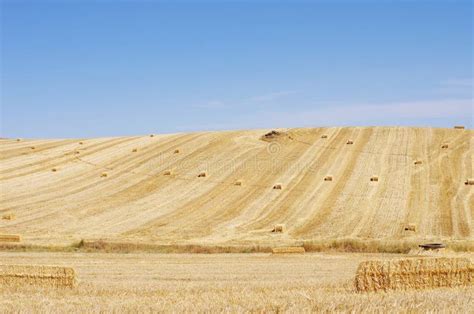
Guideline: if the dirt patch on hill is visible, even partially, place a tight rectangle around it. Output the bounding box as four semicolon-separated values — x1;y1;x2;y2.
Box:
260;130;293;142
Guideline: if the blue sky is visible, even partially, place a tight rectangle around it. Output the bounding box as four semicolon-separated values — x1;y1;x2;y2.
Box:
1;1;472;138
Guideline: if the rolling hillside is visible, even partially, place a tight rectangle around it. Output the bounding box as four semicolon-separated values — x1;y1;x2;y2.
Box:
0;127;472;246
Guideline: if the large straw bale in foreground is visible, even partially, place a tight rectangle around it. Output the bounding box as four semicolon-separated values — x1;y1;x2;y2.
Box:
355;258;473;292
0;265;76;288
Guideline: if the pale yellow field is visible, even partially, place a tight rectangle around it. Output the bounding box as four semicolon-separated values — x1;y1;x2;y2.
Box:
0;127;473;312
0;126;472;247
0;251;473;312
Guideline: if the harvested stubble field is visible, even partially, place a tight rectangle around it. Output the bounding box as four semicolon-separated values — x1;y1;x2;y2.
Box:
0;252;473;312
0;127;472;248
0;126;473;311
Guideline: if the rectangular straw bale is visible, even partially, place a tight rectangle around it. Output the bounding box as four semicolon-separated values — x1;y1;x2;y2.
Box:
272;224;284;233
272;247;305;254
0;265;76;288
355;258;473;292
1;214;15;220
0;234;21;242
324;175;333;181
404;224;416;232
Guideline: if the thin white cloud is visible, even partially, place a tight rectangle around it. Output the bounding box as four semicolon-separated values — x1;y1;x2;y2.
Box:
437;78;473;96
191;90;299;111
441;78;473;87
192;100;229;110
234;98;473;129
247;90;299;102
180;98;472;133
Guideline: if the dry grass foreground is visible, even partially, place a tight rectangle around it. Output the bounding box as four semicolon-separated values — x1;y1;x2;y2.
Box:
0;251;473;312
0;127;472;247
